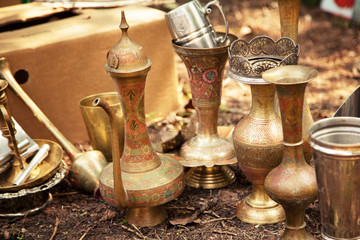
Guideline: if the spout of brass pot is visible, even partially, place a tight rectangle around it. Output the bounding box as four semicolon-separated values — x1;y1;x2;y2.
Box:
93;98;128;209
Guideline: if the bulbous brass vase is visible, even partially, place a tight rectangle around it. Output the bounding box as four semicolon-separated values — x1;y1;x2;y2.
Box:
263;65;318;239
227;36;299;224
172;33;238;189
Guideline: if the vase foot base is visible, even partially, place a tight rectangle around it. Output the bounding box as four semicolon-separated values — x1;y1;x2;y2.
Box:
281;227;315;240
126;205;167;227
236;199;285;224
185;165;235;189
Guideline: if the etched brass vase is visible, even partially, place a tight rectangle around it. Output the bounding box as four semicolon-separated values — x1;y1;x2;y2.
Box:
278;0;313;163
96;11;184;227
227;36;300;224
263;65;318;239
172;33;237;189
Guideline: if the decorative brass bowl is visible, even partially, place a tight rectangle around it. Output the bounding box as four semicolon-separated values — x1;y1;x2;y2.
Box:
0;139;63;192
0;160;67;218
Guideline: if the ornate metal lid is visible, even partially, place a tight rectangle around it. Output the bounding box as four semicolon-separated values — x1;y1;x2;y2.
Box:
105;10;152;74
227;36;299;85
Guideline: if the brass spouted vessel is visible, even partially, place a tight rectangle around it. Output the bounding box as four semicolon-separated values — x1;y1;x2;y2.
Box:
95;11;184;227
263;65;318;239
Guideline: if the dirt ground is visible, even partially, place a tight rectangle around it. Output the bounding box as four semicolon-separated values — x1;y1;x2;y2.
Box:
1;0;360;239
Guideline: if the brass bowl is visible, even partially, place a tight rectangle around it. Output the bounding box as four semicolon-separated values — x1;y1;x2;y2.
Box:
0;139;63;192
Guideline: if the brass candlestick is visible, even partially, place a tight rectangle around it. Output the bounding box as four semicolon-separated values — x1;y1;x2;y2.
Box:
227;36;299;224
278;0;313;163
263;65;318;239
172;33;237;189
96;11;184;227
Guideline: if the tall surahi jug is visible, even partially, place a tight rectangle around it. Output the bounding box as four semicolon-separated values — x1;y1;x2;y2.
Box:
309;117;360;239
263;65;318;239
278;0;313;163
95;11;184;227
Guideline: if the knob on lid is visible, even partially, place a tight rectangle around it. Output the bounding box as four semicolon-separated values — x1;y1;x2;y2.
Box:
105;11;152;73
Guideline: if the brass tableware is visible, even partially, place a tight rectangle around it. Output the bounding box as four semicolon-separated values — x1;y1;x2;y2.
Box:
227;36;299;224
95;11;184;227
263;65;318;239
0;57;107;194
0;159;67;218
309;117;360;239
79;92;124;162
172;33;237;189
278;0;313;163
0;139;63;192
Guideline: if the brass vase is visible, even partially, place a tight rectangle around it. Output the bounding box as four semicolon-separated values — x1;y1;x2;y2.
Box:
172;33;238;189
278;0;313;163
263;65;318;239
227;36;299;224
96;11;184;227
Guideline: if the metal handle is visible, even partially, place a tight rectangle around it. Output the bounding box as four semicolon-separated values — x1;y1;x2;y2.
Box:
203;0;228;44
0;57;79;160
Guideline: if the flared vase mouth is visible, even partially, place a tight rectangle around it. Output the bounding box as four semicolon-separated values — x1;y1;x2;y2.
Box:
309;116;360;156
262;65;318;85
227;35;299;84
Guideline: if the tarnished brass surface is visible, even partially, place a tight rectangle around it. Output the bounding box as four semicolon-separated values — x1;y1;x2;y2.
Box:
263;65;318;239
172;33;237;173
0;57;107;194
185;165;235;189
0;139;63;192
233;84;285;224
97;11;184;227
79;92;124;162
309;117;360;239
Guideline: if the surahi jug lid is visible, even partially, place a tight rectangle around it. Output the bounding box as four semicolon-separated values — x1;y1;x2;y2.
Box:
105;10;152;74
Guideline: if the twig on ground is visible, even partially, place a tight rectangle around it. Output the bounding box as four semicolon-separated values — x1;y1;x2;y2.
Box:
78;224;96;240
201;216;235;224
52;192;79;197
120;224;146;239
213;229;237;236
49;218;60;240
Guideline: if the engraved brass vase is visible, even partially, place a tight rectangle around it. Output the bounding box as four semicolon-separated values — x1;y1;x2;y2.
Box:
227;36;300;224
278;0;313;163
96;11;184;227
172;33;237;189
263;65;318;239
309;117;360;239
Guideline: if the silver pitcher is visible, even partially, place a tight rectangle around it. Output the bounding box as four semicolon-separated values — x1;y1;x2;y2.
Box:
309;117;360;240
165;0;228;48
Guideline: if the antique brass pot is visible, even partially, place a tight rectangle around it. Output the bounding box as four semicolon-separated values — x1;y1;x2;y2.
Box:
95;11;184;227
172;33;237;189
263;65;318;239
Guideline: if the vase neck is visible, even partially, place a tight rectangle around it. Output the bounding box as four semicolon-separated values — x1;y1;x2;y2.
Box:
114;75;161;173
276;83;307;144
278;0;300;44
249;84;277;119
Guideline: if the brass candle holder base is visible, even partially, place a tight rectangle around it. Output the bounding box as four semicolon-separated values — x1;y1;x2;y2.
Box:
126;206;167;227
185;165;235;189
236;199;284;225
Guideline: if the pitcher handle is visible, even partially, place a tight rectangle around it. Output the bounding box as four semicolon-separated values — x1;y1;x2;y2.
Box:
204;0;228;44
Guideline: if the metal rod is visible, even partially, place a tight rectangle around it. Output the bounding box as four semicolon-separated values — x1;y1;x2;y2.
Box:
13;144;50;185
